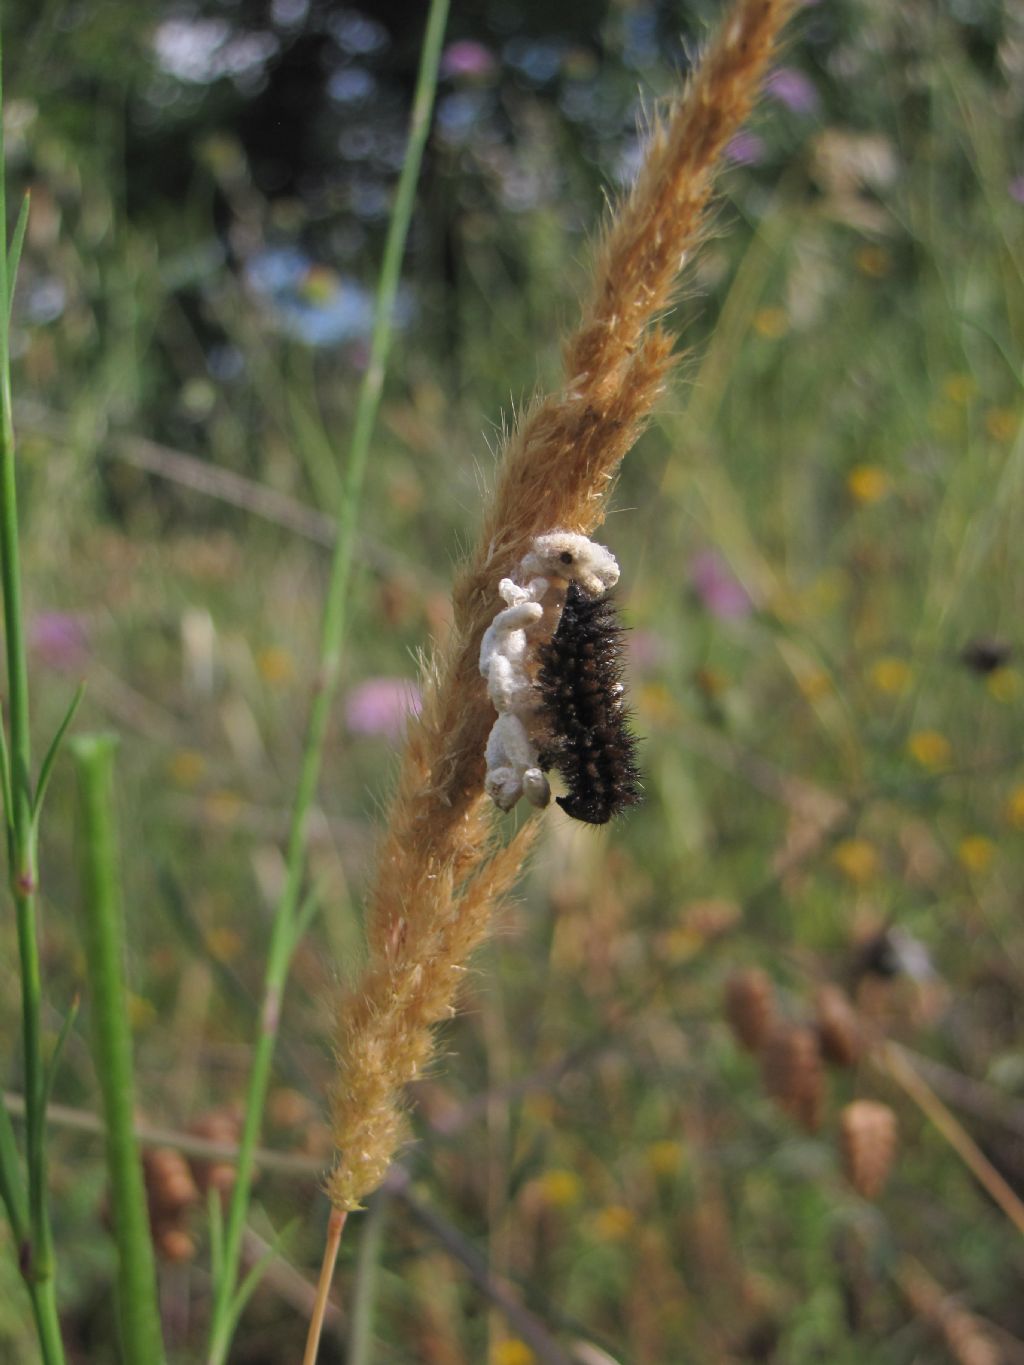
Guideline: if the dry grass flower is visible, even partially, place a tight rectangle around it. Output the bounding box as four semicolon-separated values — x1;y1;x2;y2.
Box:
839;1100;897;1199
328;0;797;1212
724;967;778;1053
141;1146;200;1262
188;1108;242;1198
814;983;864;1068
899;1259;1001;1365
761;1025;825;1133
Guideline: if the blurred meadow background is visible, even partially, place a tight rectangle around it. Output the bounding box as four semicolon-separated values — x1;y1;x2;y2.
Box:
2;0;1024;1360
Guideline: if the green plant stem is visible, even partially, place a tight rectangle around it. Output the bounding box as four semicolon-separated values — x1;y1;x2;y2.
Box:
0;21;65;1362
71;735;166;1365
204;1;450;1358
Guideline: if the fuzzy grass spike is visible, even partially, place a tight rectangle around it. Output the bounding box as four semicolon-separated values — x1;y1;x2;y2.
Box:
328;0;797;1214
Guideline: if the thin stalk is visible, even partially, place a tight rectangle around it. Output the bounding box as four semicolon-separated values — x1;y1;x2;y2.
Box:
881;1042;1024;1237
205;1;450;1357
72;735;166;1365
0;18;64;1363
301;1208;347;1365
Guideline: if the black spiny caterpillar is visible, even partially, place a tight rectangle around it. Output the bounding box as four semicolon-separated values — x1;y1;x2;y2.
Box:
537;582;642;824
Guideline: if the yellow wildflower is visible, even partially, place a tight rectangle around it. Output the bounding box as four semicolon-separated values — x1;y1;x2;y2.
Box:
257;646;295;686
753;306;789;339
870;656;913;696
846;465;890;504
592;1205;636;1242
206;927;243;963
491;1342;536;1365
646;1140;685;1177
523;1094;556;1125
797;668;832;701
660;927;703;964
987;667;1021;703
535;1169;582;1209
906;730;952;771
957;836;995;874
942;373;975;406
832;838;879;885
168;749;206;787
204;789;243;826
1005;785;1024;830
638;681;680;723
984;407;1018;443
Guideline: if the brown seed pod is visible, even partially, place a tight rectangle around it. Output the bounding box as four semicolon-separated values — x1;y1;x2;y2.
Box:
142;1147;199;1221
156;1226;197;1264
188;1108;242;1197
761;1025;824;1132
268;1086;313;1130
900;1261;1001;1365
815;984;864;1068
839;1100;897;1198
943;1309;1002;1365
724;968;777;1053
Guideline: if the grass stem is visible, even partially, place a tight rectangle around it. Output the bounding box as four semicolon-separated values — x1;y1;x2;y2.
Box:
0;19;65;1362
881;1042;1024;1238
301;1208;347;1365
204;0;449;1356
72;734;166;1365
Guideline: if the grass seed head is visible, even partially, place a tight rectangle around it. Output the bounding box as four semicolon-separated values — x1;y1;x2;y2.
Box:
839;1099;897;1199
725;967;777;1053
815;983;864;1068
761;1024;825;1132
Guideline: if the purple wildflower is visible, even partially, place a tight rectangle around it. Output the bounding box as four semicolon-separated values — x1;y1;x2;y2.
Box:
346;677;421;739
726;131;766;166
689;551;753;621
1010;176;1024;205
766;66;819;115
30;612;90;672
441;40;495;81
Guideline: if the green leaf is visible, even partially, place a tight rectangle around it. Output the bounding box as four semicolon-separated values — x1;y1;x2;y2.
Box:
208;1188;225;1283
224;1220;300;1343
0;704;13;843
32;681;86;827
289;884;322;956
33;994;82;1202
0;1095;27;1243
6;193;29;325
41;994;80;1116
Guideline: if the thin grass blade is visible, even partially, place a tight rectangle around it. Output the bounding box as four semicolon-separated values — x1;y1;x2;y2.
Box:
6;192;28;325
0;1095;26;1243
207;1187;225;1283
32;681;85;827
0;700;13;842
72;733;167;1365
40;993;79;1115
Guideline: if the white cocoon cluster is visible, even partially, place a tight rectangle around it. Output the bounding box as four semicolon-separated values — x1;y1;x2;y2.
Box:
479;532;620;813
